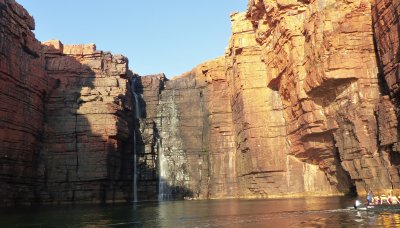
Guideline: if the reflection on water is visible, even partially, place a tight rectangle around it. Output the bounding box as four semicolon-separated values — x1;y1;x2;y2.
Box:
1;197;400;227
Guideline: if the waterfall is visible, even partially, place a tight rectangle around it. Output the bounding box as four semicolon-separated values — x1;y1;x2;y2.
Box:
158;149;171;201
130;77;140;202
133;131;138;202
157;90;178;201
133;92;140;119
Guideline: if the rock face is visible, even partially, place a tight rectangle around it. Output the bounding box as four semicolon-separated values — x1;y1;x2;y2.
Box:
373;0;400;99
201;58;238;198
373;0;400;147
0;0;48;205
226;12;344;197
0;1;135;205
373;0;400;190
134;74;166;200
224;0;400;197
244;0;384;195
141;0;400;199
3;0;400;205
38;41;133;203
155;68;211;199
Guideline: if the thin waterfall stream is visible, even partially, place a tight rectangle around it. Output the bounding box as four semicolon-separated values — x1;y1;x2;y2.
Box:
130;77;140;202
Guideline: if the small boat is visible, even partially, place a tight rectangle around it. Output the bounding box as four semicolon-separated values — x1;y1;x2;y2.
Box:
356;204;400;211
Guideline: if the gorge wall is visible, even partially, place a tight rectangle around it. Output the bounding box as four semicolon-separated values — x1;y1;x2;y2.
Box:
0;0;47;204
373;0;400;147
0;0;135;205
39;41;133;203
1;0;400;205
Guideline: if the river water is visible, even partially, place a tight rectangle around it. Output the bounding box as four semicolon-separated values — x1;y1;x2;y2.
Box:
1;197;400;227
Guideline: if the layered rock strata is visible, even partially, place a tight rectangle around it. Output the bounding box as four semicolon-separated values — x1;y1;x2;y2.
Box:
155;69;211;199
223;0;400;196
137;59;238;199
134;74;166;200
1;0;135;205
201;58;238;198
0;0;48;205
372;0;400;191
373;0;400;148
226;12;344;197
373;0;400;100
39;40;133;203
245;0;385;195
3;0;400;204
144;0;400;198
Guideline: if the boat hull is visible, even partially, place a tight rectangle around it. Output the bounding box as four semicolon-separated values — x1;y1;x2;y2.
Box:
357;204;400;211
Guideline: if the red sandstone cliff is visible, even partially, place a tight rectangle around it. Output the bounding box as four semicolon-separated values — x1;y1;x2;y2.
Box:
0;1;135;205
149;0;400;198
0;0;48;205
373;0;400;148
244;0;384;196
2;0;400;205
39;40;133;203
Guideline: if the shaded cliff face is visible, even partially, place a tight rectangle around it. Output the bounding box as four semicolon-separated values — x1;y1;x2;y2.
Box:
137;59;239;200
372;0;400;189
373;0;400;146
155;68;211;199
39;40;133;203
133;74;166;200
0;0;48;205
373;0;400;100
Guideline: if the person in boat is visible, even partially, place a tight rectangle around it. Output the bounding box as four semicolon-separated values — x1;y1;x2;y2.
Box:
373;195;380;205
388;193;400;204
380;194;389;204
388;193;393;204
367;191;373;205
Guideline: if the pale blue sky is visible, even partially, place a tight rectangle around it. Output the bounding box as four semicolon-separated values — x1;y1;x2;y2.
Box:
17;1;247;77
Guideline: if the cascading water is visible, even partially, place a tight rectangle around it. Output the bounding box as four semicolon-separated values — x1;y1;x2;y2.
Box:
133;92;140;119
158;149;171;201
157;90;178;201
130;77;140;202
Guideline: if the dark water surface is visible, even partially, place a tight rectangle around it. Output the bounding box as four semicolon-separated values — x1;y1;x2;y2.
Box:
1;197;400;227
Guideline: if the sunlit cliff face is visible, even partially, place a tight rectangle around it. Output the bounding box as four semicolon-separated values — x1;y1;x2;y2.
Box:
244;0;399;195
224;10;348;197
